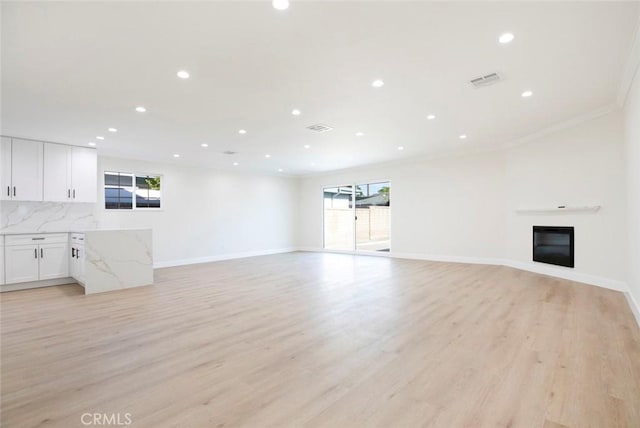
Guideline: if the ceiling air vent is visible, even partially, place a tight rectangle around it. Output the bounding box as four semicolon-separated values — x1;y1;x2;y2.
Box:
307;124;333;133
470;72;502;88
222;150;237;155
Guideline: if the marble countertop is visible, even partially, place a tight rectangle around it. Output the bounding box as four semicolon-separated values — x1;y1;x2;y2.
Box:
0;228;151;236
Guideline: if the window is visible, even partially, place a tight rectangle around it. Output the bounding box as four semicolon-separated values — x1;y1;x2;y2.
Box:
105;172;162;210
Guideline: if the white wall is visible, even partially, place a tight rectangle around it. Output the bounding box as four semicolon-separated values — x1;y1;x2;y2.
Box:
95;157;298;266
298;111;628;290
624;61;640;312
298;152;507;262
505;112;627;285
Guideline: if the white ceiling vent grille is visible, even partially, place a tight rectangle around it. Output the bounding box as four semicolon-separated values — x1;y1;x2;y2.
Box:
470;72;502;88
307;124;333;133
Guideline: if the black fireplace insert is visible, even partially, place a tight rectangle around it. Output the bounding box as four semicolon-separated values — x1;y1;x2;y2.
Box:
533;226;574;268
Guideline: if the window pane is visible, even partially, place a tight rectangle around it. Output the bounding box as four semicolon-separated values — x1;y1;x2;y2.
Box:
135;175;161;209
136;176;149;189
355;181;390;252
105;173;120;186
118;188;133;209
323;185;354;250
119;174;133;187
104;172;133;210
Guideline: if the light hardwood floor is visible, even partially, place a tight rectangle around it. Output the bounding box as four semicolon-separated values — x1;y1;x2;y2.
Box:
1;252;639;428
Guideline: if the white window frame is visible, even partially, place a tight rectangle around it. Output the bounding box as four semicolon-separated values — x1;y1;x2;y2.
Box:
104;171;164;211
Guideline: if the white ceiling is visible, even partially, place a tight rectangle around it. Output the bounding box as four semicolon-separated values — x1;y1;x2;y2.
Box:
2;1;638;176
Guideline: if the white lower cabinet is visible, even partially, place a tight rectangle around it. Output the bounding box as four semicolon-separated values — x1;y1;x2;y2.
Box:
4;234;69;284
70;233;86;284
5;245;39;284
0;236;4;285
39;242;71;280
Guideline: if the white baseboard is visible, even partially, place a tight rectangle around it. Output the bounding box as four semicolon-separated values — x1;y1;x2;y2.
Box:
153;247;297;269
296;247;627;292
625;291;640;328
1;277;78;292
503;260;628;292
297;247;392;258
392;252;504;266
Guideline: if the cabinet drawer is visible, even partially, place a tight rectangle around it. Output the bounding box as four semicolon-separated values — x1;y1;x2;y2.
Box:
70;233;85;243
5;233;68;246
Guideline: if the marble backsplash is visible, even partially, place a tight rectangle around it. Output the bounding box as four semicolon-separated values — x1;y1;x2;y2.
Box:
0;201;98;232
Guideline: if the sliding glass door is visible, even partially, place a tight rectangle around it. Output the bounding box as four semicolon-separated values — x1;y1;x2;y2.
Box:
323;185;354;250
355;182;391;252
323;181;391;252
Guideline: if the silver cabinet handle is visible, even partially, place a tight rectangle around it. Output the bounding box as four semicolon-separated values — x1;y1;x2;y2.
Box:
13;186;16;196
73;189;76;199
6;186;9;197
40;248;43;258
34;248;38;259
68;189;71;198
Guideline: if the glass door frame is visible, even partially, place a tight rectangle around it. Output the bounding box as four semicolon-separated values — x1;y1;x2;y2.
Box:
322;179;391;253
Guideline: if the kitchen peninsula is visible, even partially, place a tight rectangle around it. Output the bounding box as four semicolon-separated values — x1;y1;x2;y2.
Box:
0;229;153;294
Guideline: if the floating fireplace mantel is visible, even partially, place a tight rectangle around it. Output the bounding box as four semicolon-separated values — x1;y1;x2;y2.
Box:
516;205;600;214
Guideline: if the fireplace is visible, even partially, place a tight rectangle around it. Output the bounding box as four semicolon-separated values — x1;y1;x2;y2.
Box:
533;226;574;268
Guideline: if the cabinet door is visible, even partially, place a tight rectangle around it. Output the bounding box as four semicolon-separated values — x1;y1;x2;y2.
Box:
0;137;11;201
0;237;5;285
39;242;69;280
71;147;97;202
11;139;43;201
43;143;71;202
69;246;78;280
5;244;39;284
76;245;86;284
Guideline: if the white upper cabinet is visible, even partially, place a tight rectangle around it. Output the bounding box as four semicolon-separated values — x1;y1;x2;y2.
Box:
0;137;11;201
42;142;97;203
70;147;97;202
0;138;43;201
43;143;72;202
2;137;96;203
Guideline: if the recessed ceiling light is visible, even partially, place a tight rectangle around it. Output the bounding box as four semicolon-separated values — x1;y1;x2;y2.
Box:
233;162;239;166
173;154;180;158
397;146;404;151
499;33;515;44
292;109;301;116
108;128;117;133
459;134;467;140
201;143;209;148
356;132;364;137
87;142;96;146
96;136;105;140
427;114;436;120
303;144;310;149
265;154;271;158
135;106;146;113
310;162;316;166
372;79;384;88
238;129;247;134
177;70;190;79
278;168;284;172
272;0;289;10
521;90;533;98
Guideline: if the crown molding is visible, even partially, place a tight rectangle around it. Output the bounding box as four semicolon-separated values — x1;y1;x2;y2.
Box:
499;104;616;150
617;9;640;107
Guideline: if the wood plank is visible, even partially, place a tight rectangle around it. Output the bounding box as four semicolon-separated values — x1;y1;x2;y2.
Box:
1;252;638;427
